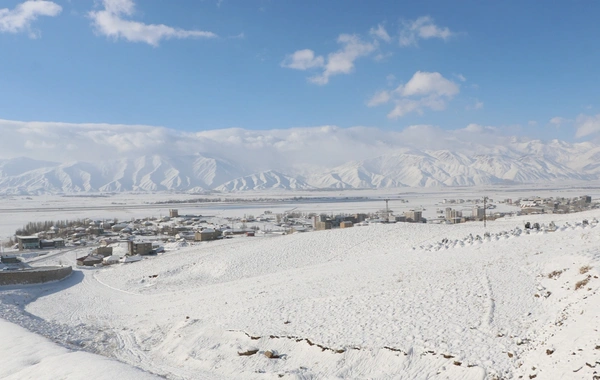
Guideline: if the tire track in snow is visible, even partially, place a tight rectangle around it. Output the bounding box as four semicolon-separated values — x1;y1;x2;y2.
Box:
480;271;495;330
92;271;144;296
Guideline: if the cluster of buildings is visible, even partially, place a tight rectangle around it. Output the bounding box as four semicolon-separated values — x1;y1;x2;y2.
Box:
433;206;487;224
517;195;595;214
11;210;292;269
442;198;495;205
312;213;368;230
15;236;65;251
14;209;260;251
400;210;423;223
75;242;161;267
312;209;427;231
435;195;596;224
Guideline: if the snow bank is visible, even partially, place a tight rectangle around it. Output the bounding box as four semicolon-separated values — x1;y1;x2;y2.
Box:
0;318;160;380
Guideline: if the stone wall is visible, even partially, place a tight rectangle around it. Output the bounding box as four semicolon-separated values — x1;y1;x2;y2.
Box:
0;266;72;286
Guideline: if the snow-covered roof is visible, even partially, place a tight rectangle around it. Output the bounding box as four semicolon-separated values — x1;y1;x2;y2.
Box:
103;255;121;262
121;255;142;263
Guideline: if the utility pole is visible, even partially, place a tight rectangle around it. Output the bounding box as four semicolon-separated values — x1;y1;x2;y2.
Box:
384;199;390;222
483;196;487;228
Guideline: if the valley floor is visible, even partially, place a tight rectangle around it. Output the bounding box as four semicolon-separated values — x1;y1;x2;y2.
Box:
1;210;600;379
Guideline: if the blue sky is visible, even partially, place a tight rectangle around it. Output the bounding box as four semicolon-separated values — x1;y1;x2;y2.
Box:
1;0;600;141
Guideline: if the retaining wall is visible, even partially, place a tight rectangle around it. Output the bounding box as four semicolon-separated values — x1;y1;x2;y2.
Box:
0;266;72;286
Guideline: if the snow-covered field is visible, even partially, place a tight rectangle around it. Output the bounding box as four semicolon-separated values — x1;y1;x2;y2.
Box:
1;191;600;379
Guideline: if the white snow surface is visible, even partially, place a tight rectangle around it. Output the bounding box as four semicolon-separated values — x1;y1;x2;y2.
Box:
1;208;600;379
0;319;160;380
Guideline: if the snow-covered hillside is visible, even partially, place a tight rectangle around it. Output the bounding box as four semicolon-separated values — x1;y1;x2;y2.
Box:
216;170;313;191
2;210;599;379
0;154;246;194
0;319;160;380
1;138;600;194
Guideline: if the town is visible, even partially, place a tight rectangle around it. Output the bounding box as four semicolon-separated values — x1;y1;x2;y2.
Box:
1;194;596;278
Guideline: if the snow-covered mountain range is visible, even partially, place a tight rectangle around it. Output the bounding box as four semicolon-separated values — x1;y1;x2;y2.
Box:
1;139;599;194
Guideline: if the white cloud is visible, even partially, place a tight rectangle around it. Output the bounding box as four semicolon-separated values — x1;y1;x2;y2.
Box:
399;16;454;47
369;24;391;42
371;71;459;118
0;119;518;170
0;120;400;169
388;95;449;118
89;0;217;46
309;34;377;85
466;99;483;110
282;29;378;85
373;52;393;62
454;73;466;82
397;71;459;97
461;123;497;134
367;90;391;107
283;17;458;84
549;116;569;126
0;1;61;37
24;139;56;150
281;49;324;70
528;120;538;126
387;99;422;118
575;114;600;138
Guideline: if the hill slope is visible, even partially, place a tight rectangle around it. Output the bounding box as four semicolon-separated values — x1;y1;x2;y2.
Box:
6;210;600;379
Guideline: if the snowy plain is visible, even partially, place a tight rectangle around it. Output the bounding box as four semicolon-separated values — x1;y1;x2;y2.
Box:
0;188;599;379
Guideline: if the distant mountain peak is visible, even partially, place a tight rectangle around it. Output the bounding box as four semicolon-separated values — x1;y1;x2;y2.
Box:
0;139;598;194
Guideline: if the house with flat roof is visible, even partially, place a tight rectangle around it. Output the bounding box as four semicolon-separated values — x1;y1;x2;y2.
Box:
128;241;153;256
1;255;20;264
404;210;422;223
16;236;40;251
194;228;222;242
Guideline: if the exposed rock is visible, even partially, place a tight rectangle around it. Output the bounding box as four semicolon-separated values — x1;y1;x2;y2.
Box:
238;348;259;356
264;350;280;359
